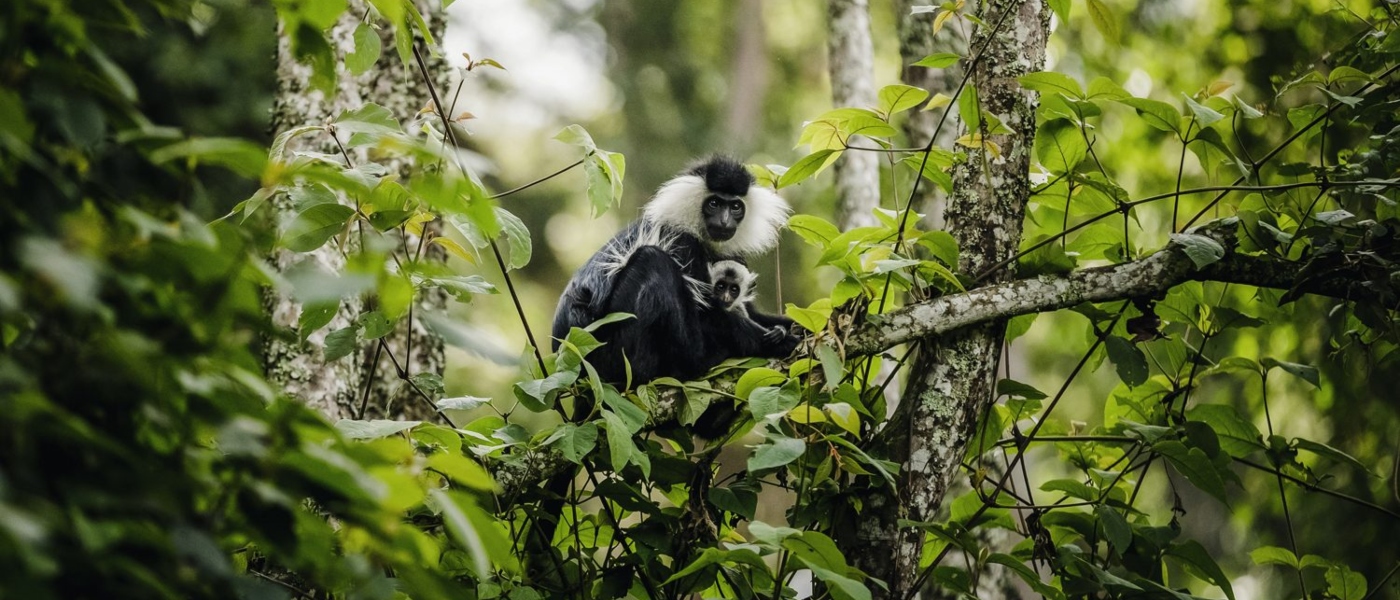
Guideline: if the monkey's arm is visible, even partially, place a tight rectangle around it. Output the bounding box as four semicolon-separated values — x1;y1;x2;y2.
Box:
741;302;797;331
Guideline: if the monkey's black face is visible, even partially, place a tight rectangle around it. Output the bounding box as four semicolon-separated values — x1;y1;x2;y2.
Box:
702;194;746;241
715;281;743;307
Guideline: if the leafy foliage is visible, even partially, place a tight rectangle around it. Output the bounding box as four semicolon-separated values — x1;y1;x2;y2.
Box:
5;0;1400;597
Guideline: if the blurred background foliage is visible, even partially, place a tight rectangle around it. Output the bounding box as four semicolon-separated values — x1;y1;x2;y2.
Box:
1;0;1396;595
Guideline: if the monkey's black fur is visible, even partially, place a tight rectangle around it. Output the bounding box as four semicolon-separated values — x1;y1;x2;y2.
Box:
550;156;795;386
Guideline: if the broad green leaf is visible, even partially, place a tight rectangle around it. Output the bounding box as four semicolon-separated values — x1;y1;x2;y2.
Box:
1041;479;1098;501
298;301;338;341
150;137;268;177
1105;336;1148;387
748;435;805;471
1250;545;1299;568
346;23;381;75
878;84;931;117
553;124;596;150
438;396;490;412
1095;504;1132;553
987;554;1066;600
778;150;841;188
323;325;360;361
548;422;598;463
1170;233;1226;269
1154;440;1230;505
789;214;842;248
1294;438;1369;473
1186;404;1263;458
1167;540;1235;600
358;310;394;339
495;208;532;270
786;298;833;333
1086;0;1120;44
336;419;421;439
957;84;981;132
603;409;637;473
914;52;961;69
749;384;801;420
1019;72;1085;99
1120;97;1182;134
733;366;789;400
1035;119;1088;172
1182;93;1225;128
1261;358;1320;389
284;203;354;252
1325;565;1367;600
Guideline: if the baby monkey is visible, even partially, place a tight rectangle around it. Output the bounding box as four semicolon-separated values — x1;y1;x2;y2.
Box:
705;260;798;355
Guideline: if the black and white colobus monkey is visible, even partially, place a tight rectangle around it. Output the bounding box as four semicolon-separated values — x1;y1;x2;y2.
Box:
551;156;796;385
704;260;801;358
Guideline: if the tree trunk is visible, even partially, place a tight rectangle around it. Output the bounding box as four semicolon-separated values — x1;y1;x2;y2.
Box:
265;0;448;422
896;0;967;230
827;0;880;230
725;0;770;153
843;0;1049;595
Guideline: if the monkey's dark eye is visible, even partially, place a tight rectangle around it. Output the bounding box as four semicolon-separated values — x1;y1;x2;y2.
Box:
728;201;744;213
706;197;722;209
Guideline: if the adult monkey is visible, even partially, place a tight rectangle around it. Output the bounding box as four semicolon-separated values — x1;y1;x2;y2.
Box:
551;156;795;386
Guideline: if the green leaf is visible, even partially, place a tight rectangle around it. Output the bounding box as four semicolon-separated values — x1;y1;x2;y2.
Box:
284;203;355;252
1261;358;1320;389
357;311;393;340
778;150;841;188
1326;565;1367;600
957;84;981;132
1186;404;1263;458
913;52;961;69
1250;545;1299;568
733;363;789;397
878;84;930;117
1154;440;1230;505
150;137;268;177
996;378;1047;401
335;419;421;439
437;396;490;412
1095;504;1132;553
1170;233;1226;269
1182;93;1225;128
786;298;833;333
1085;0;1120;44
603;409;637;473
748;435;805;471
495;208;532;270
323;325;360;361
749;384;801;420
1120;97;1182;134
1040;479;1098;501
1294;438;1369;473
1167;540;1235;600
1019;72;1085;99
346;23;381;75
298;301;338;341
789;214;842;249
986;554;1066;600
1105;337;1148;387
430;489;493;578
549;422;598;464
1035;119;1088;172
553;124;597;150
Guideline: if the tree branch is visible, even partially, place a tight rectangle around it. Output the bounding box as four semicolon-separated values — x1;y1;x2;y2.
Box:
847;222;1386;357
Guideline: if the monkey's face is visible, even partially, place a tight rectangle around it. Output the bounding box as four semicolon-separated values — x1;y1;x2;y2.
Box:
702;194;747;241
714;279;743;308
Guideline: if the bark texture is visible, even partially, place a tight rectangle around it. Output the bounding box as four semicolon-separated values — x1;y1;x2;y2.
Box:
896;0;967;230
843;0;1050;595
827;0;881;230
266;1;448;421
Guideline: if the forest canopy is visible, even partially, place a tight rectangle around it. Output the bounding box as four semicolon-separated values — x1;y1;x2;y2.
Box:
1;0;1398;598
